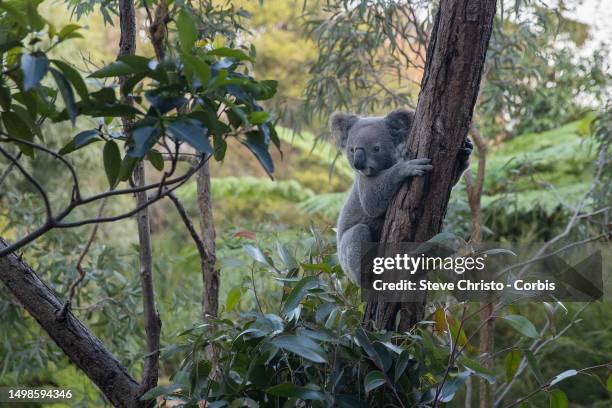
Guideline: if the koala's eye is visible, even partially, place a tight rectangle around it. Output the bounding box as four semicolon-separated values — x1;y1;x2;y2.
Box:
373;146;380;153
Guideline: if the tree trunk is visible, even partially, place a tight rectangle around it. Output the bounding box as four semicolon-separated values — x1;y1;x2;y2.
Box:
118;0;161;394
364;0;497;331
197;163;218;319
0;238;141;407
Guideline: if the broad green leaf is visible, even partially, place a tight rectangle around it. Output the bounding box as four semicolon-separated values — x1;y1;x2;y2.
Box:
226;287;243;311
1;111;33;155
364;370;386;393
118;55;151;71
21;53;49;91
207;47;253;61
549;389;568;408
2;111;32;141
51;59;88;101
549;369;578;387
57;24;81;40
167;118;212;154
244;244;271;265
270;334;327;363
394;350;411;380
140;384;182;400
181;53;211;88
525;350;544;385
248;111;269;125
502;315;539;339
505;349;521;381
607;373;612;392
146;150;164;171
176;10;198;52
118;155;139;182
281;275;318;315
128;125;162;158
90;61;143;78
50;67;77;124
103;140;121;188
243;130;274;175
58;130;100;155
266;383;326;401
458;356;496;384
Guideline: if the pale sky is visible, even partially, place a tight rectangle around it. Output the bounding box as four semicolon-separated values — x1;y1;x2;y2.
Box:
566;0;612;68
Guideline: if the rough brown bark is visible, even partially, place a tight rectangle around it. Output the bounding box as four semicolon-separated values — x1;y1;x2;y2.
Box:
119;0;161;394
0;238;141;407
364;0;497;331
133;164;161;393
197;163;219;319
464;126;495;408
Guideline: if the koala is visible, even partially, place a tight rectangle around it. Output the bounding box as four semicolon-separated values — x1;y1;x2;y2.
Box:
332;108;472;284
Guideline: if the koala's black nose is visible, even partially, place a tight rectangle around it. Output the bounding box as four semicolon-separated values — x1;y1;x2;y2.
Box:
353;148;366;170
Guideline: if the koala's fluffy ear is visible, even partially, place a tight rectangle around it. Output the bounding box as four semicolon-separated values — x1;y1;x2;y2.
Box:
330;112;358;150
385;108;414;145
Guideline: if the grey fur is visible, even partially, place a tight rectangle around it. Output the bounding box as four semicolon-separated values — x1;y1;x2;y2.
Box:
332;109;471;284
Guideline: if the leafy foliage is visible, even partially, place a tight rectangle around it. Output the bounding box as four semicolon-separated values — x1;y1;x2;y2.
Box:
0;0;279;181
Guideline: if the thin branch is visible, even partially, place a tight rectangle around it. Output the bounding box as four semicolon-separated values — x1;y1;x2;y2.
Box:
167;192;208;259
0;151;22;187
502;362;611;408
57;198;108;321
0;145;53;220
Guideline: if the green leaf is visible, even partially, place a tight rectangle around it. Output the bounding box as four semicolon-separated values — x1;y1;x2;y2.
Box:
266;383;326;401
118;155;139;182
57;24;81;40
2;111;32;141
50;67;77;124
1;111;33;155
181;53;211;88
118;55;151;71
244;244;270;265
58;130;101;155
458;356;496;384
176;10;198;52
167;118;212;154
146;150;164;171
226;287;243;312
549;369;578;387
394;350;411;380
364;370;386;393
270;335;327;363
525;350;545;385
505;350;522;381
248;111;269;125
51;59;88;101
502;315;539;339
281;275;318;315
549;389;568;408
128;125;162;158
21;53;49;91
103;140;121;188
140;384;182;400
207;47;253;61
243;130;274;176
90;61;143;78
607;373;612;392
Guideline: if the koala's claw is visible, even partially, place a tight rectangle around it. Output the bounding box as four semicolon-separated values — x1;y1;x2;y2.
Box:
407;158;432;165
399;159;433;178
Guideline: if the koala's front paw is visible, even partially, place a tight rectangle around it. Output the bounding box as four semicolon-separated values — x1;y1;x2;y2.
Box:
399;158;433;177
459;138;473;171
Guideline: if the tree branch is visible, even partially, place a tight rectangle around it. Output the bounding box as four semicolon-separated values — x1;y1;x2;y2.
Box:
0;238;141;407
364;0;497;330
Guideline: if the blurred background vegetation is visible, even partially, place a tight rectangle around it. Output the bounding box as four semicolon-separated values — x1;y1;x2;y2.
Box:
0;0;610;406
